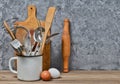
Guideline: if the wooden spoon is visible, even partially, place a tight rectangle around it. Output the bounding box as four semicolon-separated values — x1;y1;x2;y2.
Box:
40;7;56;54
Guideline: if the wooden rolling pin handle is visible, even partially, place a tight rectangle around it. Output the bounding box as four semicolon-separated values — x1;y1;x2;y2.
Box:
62;18;70;73
63;57;69;72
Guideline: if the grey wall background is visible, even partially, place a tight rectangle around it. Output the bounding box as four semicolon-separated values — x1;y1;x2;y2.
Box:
1;0;120;70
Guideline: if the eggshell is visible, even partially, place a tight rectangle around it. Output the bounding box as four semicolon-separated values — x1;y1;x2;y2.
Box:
48;68;60;78
40;71;51;81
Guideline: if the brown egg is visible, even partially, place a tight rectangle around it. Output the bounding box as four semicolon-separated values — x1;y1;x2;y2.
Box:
40;70;51;81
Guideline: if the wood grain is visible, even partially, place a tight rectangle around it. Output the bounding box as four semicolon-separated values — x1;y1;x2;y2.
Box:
62;18;71;73
40;7;56;54
3;21;16;40
14;5;50;70
40;7;56;70
1;70;120;84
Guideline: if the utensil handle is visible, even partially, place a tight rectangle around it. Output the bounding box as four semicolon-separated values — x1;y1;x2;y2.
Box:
40;31;48;54
32;42;38;51
3;21;16;40
9;57;18;74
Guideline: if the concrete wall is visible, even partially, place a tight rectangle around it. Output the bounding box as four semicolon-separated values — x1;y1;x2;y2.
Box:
1;0;120;70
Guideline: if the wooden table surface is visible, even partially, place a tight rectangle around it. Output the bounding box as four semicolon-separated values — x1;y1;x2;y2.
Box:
1;70;120;84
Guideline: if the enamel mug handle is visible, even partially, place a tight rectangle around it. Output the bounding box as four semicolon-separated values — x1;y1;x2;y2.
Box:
9;57;18;74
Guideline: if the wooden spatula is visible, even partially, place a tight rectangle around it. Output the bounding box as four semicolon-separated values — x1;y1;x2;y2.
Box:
40;7;56;54
4;21;16;40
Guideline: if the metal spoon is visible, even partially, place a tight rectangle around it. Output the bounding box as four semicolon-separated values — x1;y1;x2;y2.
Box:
33;27;45;42
32;27;45;55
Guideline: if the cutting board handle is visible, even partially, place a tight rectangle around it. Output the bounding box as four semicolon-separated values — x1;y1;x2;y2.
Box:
14;5;38;29
27;5;36;19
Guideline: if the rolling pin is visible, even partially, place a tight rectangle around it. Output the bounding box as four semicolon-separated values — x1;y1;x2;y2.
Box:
62;18;71;73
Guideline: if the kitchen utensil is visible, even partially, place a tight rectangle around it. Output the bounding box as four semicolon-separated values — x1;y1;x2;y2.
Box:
45;33;59;44
10;39;23;54
40;7;56;54
4;21;16;40
33;26;44;52
32;20;45;55
24;31;32;55
3;21;25;55
32;42;38;52
62;18;71;73
14;26;32;56
33;27;45;43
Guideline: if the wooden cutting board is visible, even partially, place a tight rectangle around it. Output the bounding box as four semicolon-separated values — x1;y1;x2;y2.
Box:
14;5;54;70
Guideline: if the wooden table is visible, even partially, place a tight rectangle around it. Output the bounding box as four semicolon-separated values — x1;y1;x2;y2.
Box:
1;70;120;84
